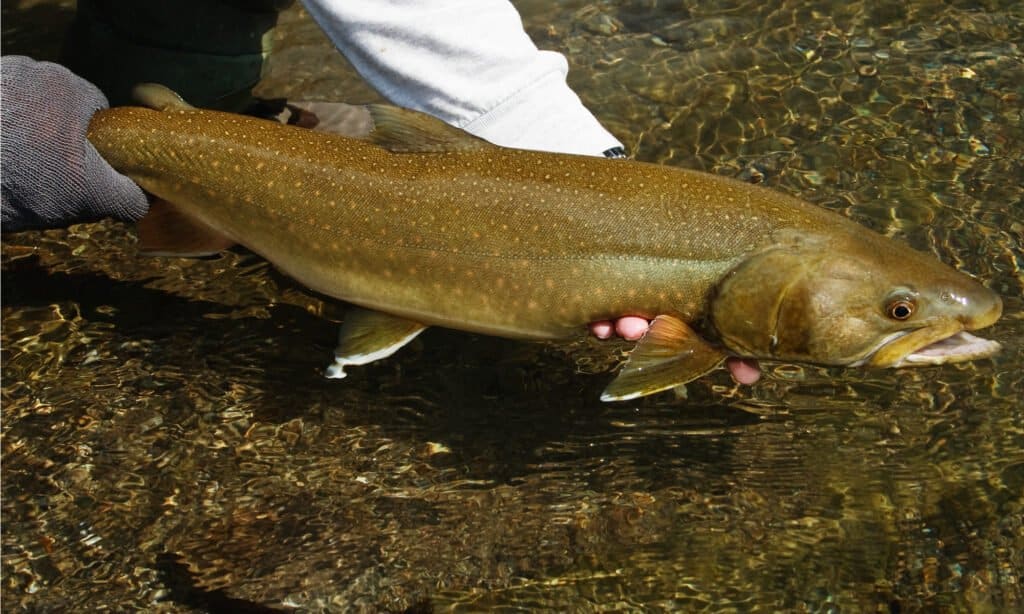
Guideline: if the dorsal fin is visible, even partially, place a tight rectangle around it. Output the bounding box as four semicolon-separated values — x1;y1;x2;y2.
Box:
131;83;196;112
366;104;493;153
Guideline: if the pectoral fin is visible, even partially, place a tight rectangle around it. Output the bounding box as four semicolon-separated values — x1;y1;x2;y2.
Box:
325;307;427;379
601;315;726;402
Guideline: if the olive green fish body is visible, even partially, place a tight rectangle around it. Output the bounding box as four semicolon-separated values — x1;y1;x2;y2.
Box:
89;106;802;334
87;99;1002;400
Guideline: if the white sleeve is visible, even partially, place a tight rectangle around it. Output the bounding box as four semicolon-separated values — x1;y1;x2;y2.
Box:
300;0;624;156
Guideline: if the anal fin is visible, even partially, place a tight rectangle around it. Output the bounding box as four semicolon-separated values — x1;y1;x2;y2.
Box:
326;307;427;379
137;198;235;257
601;315;726;402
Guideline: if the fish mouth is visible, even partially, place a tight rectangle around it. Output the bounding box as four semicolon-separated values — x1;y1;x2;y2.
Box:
866;322;1002;368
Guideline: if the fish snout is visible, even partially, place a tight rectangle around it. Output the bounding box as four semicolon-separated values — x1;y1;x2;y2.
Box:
950;284;1002;331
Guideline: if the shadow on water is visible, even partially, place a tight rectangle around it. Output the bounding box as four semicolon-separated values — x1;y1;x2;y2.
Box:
2;253;763;484
3;250;774;610
155;552;288;614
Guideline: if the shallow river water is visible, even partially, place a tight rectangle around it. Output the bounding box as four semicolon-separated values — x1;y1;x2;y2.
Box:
2;1;1023;611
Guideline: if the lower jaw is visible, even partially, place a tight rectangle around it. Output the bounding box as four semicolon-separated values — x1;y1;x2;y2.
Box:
866;323;964;368
896;330;1003;366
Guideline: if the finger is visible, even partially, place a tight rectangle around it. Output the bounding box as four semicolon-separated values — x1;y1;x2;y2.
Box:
84;144;149;222
589;320;614;339
726;357;761;385
614;316;650;341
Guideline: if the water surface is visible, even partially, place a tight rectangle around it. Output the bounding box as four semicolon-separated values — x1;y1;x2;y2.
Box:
2;0;1022;611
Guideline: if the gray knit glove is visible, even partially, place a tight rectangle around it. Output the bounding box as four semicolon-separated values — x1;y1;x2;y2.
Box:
1;55;148;231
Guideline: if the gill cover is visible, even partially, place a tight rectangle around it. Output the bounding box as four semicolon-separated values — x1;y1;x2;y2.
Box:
710;232;906;365
710;241;826;361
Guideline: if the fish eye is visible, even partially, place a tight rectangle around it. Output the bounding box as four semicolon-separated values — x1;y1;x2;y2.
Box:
887;299;915;320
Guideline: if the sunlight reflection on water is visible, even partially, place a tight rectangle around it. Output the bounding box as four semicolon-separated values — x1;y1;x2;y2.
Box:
2;0;1022;611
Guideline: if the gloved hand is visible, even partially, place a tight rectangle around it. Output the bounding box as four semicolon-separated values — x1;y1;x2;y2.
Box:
1;55;148;232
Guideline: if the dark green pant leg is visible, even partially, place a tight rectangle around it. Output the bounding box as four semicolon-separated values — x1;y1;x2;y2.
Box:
63;0;292;111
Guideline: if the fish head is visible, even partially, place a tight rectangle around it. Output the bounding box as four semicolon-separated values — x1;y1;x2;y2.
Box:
710;231;1002;368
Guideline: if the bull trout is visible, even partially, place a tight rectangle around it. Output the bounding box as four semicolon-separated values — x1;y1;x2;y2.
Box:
86;85;1002;401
